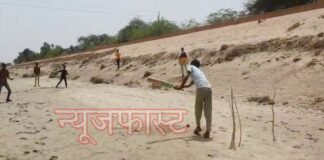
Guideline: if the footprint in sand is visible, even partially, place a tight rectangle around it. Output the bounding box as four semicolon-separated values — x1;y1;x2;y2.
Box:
40;136;48;140
32;150;40;153
293;144;303;149
16;130;40;135
49;156;58;160
306;133;319;143
219;126;226;132
280;121;288;125
9;118;20;123
285;127;299;133
35;141;45;145
19;137;28;140
207;154;217;158
23;125;32;129
256;115;263;119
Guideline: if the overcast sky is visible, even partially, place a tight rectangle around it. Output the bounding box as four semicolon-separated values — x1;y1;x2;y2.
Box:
0;0;246;63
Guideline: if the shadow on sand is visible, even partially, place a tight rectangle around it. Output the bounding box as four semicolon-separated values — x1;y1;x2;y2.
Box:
146;135;213;145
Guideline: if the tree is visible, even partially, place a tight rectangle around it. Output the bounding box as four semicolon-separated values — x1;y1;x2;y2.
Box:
148;18;179;36
245;0;318;15
206;9;240;24
180;19;201;30
117;18;150;42
13;48;37;64
78;34;116;50
117;17;179;42
13;16;181;63
40;42;51;57
45;45;64;58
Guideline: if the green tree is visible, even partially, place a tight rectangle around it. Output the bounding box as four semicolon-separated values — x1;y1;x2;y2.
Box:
13;16;181;63
245;0;318;15
45;45;64;58
148;19;179;36
40;42;51;57
180;19;201;30
117;17;179;42
13;48;37;64
117;18;150;42
206;9;240;24
77;34;116;49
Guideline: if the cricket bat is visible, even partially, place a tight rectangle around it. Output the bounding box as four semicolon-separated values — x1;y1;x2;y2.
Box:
147;77;174;88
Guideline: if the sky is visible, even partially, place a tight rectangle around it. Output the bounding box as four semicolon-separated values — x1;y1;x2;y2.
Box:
0;0;246;63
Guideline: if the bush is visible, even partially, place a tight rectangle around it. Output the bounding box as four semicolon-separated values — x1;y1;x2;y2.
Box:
49;71;58;78
225;44;257;61
72;75;80;80
143;71;153;78
248;96;275;105
124;81;140;88
293;57;301;62
22;73;33;78
79;58;90;68
90;76;104;84
287;22;300;32
100;64;106;70
220;44;230;51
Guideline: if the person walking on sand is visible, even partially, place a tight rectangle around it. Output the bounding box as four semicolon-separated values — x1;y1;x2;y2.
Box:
174;59;212;138
178;47;188;80
56;64;69;88
114;48;122;70
0;63;13;102
34;62;41;87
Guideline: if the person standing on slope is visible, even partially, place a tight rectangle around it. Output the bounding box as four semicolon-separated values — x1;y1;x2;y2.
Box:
114;48;122;70
56;64;69;88
0;63;13;102
174;59;212;138
34;62;41;87
178;47;188;80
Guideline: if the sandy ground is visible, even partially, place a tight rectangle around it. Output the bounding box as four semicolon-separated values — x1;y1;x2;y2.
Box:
2;7;324;160
0;78;323;160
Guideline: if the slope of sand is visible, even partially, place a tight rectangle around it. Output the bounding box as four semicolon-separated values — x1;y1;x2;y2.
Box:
18;7;324;63
2;8;324;160
0;78;323;160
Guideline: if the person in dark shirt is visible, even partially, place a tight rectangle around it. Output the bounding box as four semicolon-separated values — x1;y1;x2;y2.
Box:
34;62;41;87
0;63;13;102
56;64;69;88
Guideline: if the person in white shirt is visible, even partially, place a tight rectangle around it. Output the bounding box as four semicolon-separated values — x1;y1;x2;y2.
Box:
174;59;212;138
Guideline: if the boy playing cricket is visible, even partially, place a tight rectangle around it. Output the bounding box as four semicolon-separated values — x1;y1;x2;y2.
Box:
174;59;212;138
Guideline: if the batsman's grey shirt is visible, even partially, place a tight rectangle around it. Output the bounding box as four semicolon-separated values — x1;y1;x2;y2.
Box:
187;65;211;89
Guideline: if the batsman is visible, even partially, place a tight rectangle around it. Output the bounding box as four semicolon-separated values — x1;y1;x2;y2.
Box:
174;59;212;138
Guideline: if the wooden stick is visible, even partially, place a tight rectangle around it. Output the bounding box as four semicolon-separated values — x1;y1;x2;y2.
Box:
271;90;277;142
234;98;242;147
229;87;236;150
228;100;235;149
